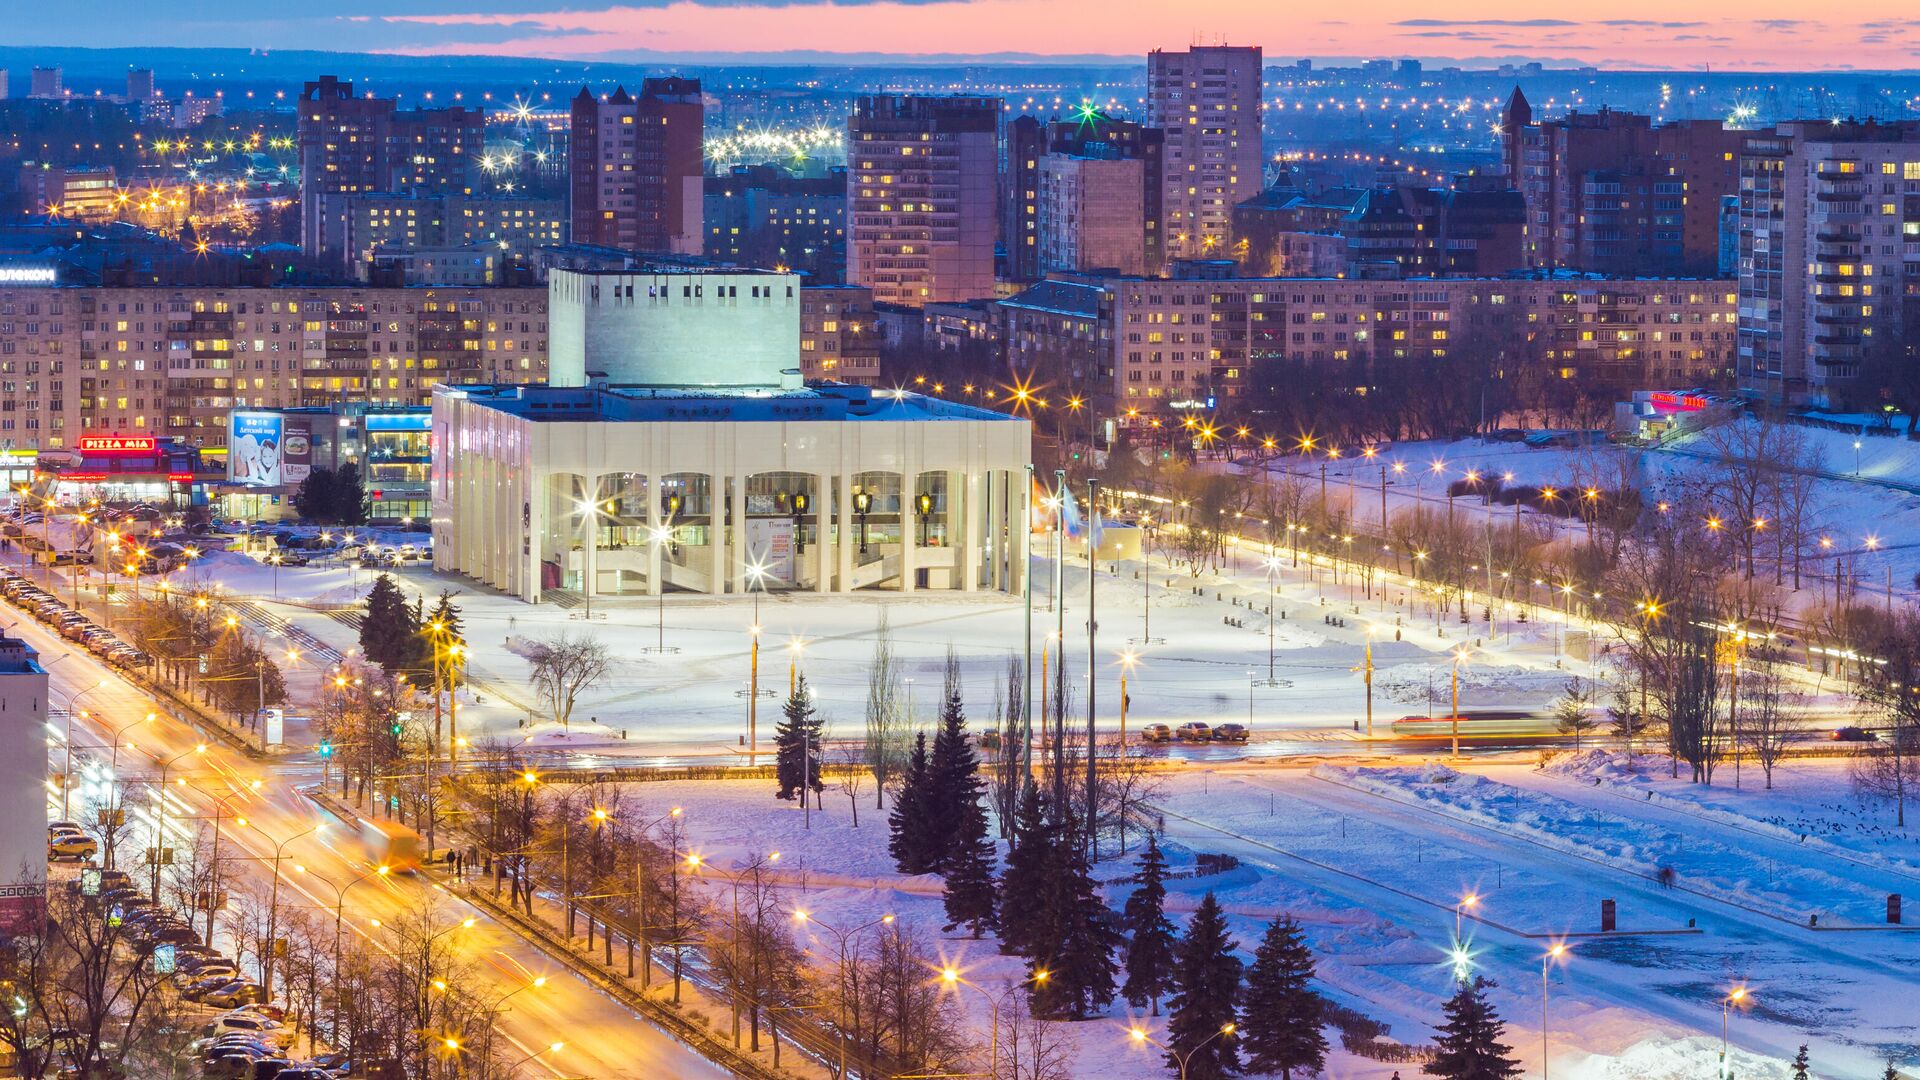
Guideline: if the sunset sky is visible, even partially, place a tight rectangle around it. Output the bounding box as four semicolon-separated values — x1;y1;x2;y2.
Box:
15;0;1920;70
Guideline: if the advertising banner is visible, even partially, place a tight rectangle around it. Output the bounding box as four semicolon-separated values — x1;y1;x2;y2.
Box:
745;518;795;582
228;412;284;487
281;417;312;486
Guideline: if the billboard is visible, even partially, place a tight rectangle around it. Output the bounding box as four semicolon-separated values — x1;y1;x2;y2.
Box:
229;412;309;488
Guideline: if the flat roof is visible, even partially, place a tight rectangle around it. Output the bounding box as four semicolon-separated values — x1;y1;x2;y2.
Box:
440;382;1024;425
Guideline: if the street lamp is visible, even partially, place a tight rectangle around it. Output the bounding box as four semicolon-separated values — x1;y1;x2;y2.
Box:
645;524;679;654
1455;892;1479;941
851;489;872;555
149;743;207;896
915;492;934;546
249;820;320;999
1449;647;1472;760
1541;943;1568;1080
57;680;109;819
939;966;1000;1073
793;910;894;1079
1720;986;1749;1078
1127;1022;1237;1080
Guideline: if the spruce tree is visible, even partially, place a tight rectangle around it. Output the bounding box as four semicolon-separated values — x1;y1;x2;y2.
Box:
940;789;999;937
774;676;823;801
924;653;981;873
1165;892;1242;1080
359;574;414;671
333;461;369;525
1241;916;1327;1079
997;784;1052;957
1121;834;1177;1015
1423;977;1522;1080
1026;804;1119;1020
887;733;939;874
294;467;339;523
1790;1046;1809;1080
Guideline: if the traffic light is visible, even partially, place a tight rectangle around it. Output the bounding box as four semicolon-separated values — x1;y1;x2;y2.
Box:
390;723;403;736
317;740;333;758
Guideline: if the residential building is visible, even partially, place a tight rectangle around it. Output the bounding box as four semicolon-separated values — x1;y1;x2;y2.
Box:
703;165;846;282
799;284;881;385
1738;120;1920;407
0;636;46;936
847;95;999;306
1147;45;1264;260
126;69;155;102
0;281;546;453
344;193;565;278
1003;115;1045;282
29;67;60;99
568;79;705;256
298;76;482;269
1505;91;1746;276
17;166;119;222
1342;180;1526;277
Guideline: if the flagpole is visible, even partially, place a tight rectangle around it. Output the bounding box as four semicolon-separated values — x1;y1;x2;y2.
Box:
1085;477;1099;858
1024;464;1035;783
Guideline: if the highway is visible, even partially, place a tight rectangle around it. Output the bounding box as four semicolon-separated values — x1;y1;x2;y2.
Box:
17;608;732;1080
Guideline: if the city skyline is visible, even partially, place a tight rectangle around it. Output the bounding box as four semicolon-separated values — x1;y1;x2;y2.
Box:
12;2;1920;72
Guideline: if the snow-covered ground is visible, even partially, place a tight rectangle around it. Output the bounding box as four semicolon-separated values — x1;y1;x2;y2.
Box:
615;756;1919;1080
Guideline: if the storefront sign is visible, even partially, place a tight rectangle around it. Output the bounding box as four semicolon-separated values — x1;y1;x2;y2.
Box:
0;266;57;285
228;411;284;487
78;434;157;453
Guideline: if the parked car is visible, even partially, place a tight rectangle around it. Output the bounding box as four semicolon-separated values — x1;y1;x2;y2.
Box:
1212;723;1250;743
48;835;97;859
1175;722;1212;742
201;982;270;1009
202;1009;287;1044
1138;723;1173;744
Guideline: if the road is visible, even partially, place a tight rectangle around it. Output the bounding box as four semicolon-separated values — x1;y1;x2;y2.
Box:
20;609;732;1080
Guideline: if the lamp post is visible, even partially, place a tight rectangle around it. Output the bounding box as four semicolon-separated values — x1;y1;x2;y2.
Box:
197;779;261;944
510;1042;565;1071
293;860;391;1018
1455;892;1480;941
1541;944;1568;1080
1449;647;1472;760
148;743;206;896
916;492;934;547
1117;650;1138;749
851;489;872;555
58;681;108;819
645;524;678;653
1352;627;1376;737
939;966;999;1075
1127;1023;1237;1080
794;911;894;1079
1720;987;1748;1078
745;562;767;761
254;821;320;999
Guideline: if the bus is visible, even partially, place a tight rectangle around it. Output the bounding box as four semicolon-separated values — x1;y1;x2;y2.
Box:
358;818;425;872
1389;711;1554;739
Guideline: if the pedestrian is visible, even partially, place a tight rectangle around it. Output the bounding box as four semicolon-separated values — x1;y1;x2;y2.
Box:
1657;865;1675;889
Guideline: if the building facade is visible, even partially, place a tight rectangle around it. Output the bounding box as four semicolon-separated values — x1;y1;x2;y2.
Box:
1738;120;1920;407
546;267;799;389
847;95;999;307
1148;45;1264;261
0;636;47;935
0;280;546;453
799;284;882;385
298;76;482;268
703;165;847;282
345;193;565;279
568;80;705;256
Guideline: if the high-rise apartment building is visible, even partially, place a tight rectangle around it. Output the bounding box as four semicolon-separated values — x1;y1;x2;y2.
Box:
297;76;482;269
703;164;846;282
1737;120;1920;408
0;635;47;936
1002;116;1045;282
569;79;705;256
126;68;155;102
847;95;999;307
1147;45;1264;261
29;67;61;99
1504;93;1745;276
0;282;546;452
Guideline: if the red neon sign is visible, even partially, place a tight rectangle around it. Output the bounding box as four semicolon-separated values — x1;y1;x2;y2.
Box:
78;434;158;454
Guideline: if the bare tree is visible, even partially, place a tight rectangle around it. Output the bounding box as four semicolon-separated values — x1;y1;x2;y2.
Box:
524;632;612;729
994;984;1076;1080
1739;667;1806;790
834;743;869;826
1853;609;1920;827
863;612;907;808
986;657;1027;838
1092;736;1164;857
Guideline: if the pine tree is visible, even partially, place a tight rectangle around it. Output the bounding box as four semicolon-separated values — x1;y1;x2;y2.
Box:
924;653;981;874
997;784;1052;957
1027;805;1119;1020
773;676;823;801
1790;1046;1809;1080
293;467;339;522
887;733;940;874
1165;892;1242;1080
1423;977;1522;1080
1240;916;1327;1079
359;574;416;672
940;791;999;937
333;461;369;525
1121;834;1177;1015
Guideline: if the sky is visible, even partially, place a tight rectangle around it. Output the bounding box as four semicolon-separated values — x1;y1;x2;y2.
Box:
13;0;1920;70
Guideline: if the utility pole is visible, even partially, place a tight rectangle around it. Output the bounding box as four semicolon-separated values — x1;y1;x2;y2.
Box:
1085;478;1099;859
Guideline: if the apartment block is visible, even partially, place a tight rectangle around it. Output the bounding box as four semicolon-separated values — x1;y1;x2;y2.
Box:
569;79;705;256
847;95;999;306
0;284;547;453
345;193;565;276
799;284;882;385
1148;45;1264;261
1738;120;1920;407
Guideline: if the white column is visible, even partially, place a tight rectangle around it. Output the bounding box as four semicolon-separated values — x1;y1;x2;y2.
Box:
525;473;545;603
1011;471;1030;597
837;473;856;591
707;473;726;597
959;470;979;593
731;472;749;596
646;473;663;597
581;474;599;598
813;473;832;594
899;468;917;594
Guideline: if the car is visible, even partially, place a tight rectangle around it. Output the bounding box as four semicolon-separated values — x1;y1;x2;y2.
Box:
202;1012;290;1046
201;982;270;1009
1212;723;1250;743
177;964;238;987
274;1067;337;1080
273;553;309;567
46;820;85;834
1175;722;1212;742
146;924;201;946
1138;723;1173;744
228;1003;288;1023
48;835;97;859
181;976;239;1001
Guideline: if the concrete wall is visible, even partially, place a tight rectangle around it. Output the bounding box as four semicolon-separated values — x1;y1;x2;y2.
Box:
547;269;803;390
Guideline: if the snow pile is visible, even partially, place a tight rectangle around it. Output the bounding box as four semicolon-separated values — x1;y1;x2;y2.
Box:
1565;1034;1796;1080
1314;765;1892;927
1372;661;1565;705
1543;748;1647;782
